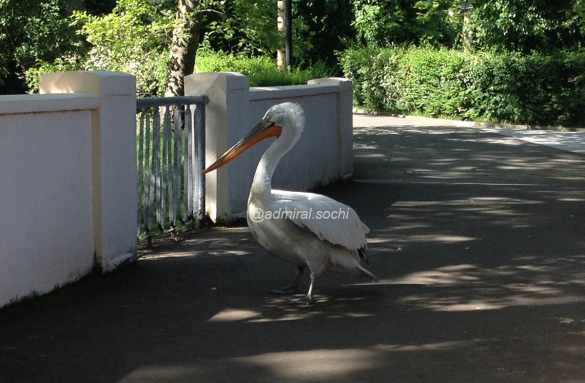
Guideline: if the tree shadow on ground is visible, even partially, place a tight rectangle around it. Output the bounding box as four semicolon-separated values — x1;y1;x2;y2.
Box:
1;125;585;383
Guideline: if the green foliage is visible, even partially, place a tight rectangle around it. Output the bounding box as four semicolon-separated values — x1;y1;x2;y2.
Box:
203;0;280;56
73;0;172;96
16;0;585;106
0;0;80;93
196;51;333;86
25;0;173;96
468;0;584;52
352;0;460;48
351;0;584;52
578;0;585;20
341;47;585;126
203;0;352;71
293;0;354;68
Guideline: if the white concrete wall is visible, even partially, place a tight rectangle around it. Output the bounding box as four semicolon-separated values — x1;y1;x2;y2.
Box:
41;71;138;272
0;72;137;308
186;73;353;221
0;96;95;307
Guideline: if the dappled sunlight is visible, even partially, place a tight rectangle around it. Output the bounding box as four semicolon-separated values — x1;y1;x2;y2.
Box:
399;294;585;312
116;350;371;382
354;142;382;150
355;179;549;187
354;153;388;159
140;250;206;260
447;136;524;146
346;123;585;320
243;294;377;323
375;194;546;246
394;197;543;207
239;349;374;380
480;129;585;155
209;308;261;322
559;197;585;202
141;248;253;261
394;234;477;244
390;264;481;286
353;125;585;187
118;341;486;383
139;228;255;261
400;128;472;135
5;121;585;383
353;126;402;135
386;257;585;312
366;236;399;244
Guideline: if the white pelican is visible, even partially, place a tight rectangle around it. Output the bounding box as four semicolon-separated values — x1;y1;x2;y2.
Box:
204;102;376;301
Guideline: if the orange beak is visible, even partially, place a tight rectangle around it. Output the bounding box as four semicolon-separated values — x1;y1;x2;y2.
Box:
203;122;282;174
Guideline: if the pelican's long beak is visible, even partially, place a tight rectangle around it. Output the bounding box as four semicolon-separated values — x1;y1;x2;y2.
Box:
203;120;282;174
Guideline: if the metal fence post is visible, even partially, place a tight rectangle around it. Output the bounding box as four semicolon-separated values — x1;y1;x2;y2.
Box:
196;103;206;224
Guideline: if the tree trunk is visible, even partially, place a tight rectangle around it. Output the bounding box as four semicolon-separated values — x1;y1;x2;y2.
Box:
166;0;201;96
276;0;285;71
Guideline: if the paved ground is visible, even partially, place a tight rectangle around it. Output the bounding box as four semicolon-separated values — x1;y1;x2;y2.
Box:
354;114;585;154
2;116;585;383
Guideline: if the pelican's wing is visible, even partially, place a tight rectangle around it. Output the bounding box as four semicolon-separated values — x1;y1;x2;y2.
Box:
271;190;370;251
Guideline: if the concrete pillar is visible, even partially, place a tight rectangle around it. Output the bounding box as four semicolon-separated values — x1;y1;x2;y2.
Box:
185;72;250;222
40;71;138;272
307;78;354;178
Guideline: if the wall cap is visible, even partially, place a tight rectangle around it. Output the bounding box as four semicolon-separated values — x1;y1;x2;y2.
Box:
308;77;352;90
40;71;136;96
249;84;339;101
0;94;99;116
188;72;249;91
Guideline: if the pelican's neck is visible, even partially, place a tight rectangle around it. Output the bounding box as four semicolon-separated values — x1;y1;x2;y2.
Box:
250;139;292;198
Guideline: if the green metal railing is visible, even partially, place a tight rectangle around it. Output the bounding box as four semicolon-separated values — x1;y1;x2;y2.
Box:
136;96;208;238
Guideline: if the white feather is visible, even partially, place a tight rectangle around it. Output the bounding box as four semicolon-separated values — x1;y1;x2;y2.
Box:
271;189;370;252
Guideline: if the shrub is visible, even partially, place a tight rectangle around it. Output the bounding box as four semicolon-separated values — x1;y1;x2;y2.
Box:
0;0;81;93
25;0;172;96
196;51;334;86
341;47;585;126
352;0;459;48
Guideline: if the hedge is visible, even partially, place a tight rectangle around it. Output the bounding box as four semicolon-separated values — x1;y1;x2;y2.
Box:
340;47;585;126
196;52;333;87
25;52;333;95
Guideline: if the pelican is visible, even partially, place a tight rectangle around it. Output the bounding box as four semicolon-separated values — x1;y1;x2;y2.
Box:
204;102;376;301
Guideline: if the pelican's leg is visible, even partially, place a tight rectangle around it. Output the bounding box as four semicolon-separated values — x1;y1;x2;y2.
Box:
270;265;306;295
306;272;315;303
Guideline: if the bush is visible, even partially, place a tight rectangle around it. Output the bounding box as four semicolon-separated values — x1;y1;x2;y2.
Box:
341;47;585;126
25;0;172;96
0;0;81;93
352;0;458;48
196;51;334;86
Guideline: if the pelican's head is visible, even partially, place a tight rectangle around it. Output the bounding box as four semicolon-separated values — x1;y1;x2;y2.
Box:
204;102;305;174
